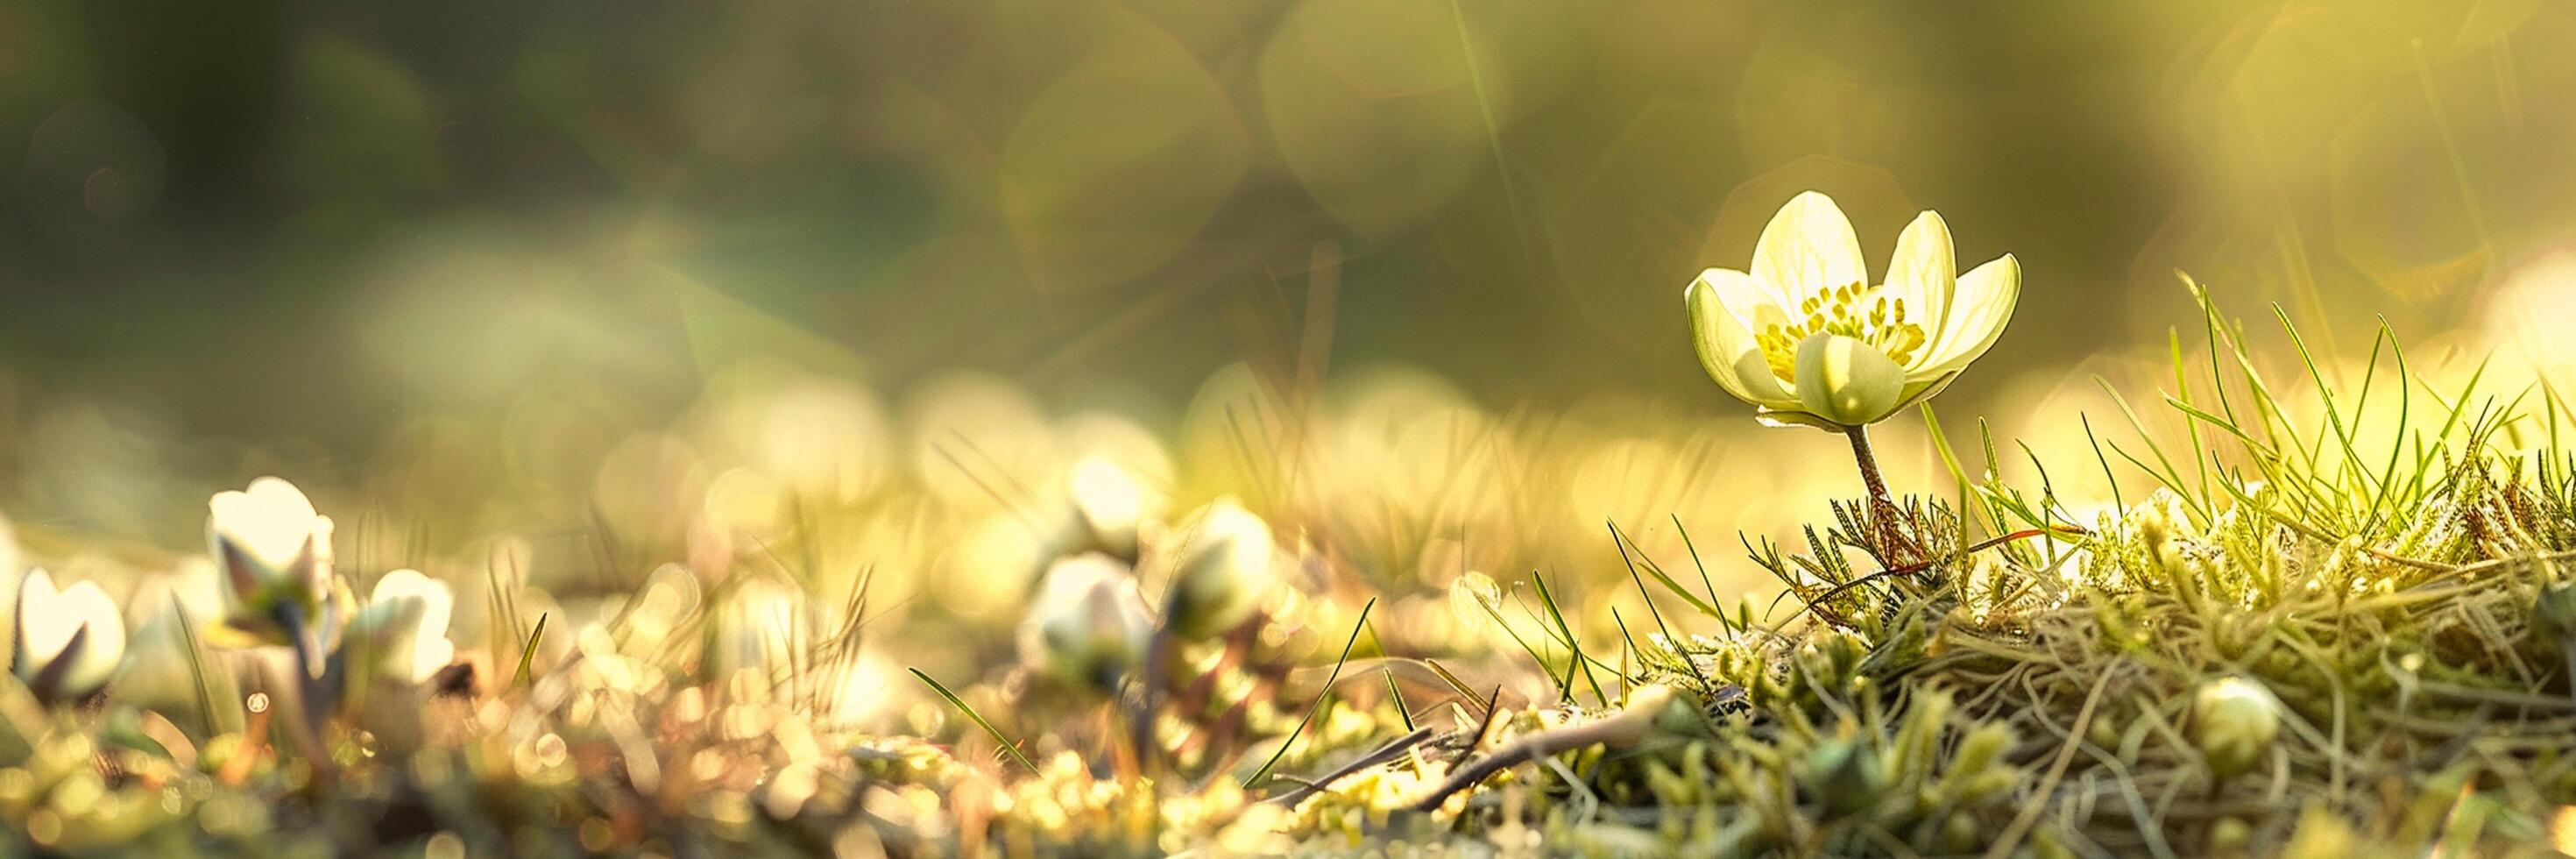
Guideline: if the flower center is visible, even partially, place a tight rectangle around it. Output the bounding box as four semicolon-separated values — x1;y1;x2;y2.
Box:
1754;281;1928;383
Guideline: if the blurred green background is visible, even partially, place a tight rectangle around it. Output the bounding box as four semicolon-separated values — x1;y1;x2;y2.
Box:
4;0;2574;561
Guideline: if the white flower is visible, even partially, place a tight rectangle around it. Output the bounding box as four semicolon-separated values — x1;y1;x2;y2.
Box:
1017;553;1152;690
13;570;125;705
205;477;343;674
350;570;457;685
1687;191;2021;429
207;477;336;617
1164;498;1274;639
1061;456;1150;561
0;516;19;658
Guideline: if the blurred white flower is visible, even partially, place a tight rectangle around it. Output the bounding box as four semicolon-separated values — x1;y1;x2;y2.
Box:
208;477;335;586
204;477;342;672
0;516;18;662
13;569;126;705
1061;456;1148;561
1687;191;2020;429
351;569;457;684
1165;498;1275;639
1017;553;1152;691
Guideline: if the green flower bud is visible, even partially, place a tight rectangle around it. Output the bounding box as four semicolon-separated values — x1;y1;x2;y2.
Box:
2210;816;2253;855
1938;813;1980;854
1945;723;2013;791
2189;677;2281;780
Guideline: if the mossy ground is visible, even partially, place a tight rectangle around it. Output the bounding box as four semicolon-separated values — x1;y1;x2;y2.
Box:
3;293;2574;857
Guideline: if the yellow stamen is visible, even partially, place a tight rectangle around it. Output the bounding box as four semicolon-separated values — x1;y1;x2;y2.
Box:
1758;281;1927;383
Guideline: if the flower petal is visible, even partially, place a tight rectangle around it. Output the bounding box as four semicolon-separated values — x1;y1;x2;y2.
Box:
208;478;324;571
1886;369;1964;415
1687;270;1797;408
1794;334;1905;427
1884;211;1957;364
15;570;70;667
362;569;456;682
53;581;124;698
1753;191;1866;295
14;571;126;701
382;570;452;632
1753;408;1851;431
207;477;336;609
1920;254;2020;374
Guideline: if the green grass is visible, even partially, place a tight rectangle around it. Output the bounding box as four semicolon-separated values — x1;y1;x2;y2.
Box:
1350;282;2576;856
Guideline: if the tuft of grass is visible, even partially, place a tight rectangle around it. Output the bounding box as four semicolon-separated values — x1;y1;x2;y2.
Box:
1347;281;2576;855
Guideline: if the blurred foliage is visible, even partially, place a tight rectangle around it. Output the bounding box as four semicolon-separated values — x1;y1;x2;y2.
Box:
7;0;2576;469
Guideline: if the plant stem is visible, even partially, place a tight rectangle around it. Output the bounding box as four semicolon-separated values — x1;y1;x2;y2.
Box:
1845;423;1905;527
1842;424;1919;564
1844;424;1894;513
1129;622;1173;776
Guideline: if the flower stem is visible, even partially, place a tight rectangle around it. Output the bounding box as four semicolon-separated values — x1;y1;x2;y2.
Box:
1842;424;1907;557
1843;424;1895;512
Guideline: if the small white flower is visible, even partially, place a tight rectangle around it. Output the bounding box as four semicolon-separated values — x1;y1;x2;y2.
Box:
0;516;19;657
1017;553;1152;690
13;569;126;705
1164;498;1275;639
1687;191;2021;429
350;569;457;685
1061;456;1150;561
207;477;336;617
205;477;343;674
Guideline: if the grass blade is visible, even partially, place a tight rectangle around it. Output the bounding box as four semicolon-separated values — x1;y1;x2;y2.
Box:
910;667;1040;775
513;613;549;689
170;595;222;736
1382;668;1416;733
1246;597;1376;789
